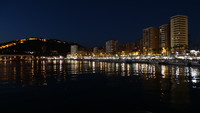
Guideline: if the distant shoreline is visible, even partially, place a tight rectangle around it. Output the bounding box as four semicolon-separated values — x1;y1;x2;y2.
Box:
1;56;200;67
67;58;200;67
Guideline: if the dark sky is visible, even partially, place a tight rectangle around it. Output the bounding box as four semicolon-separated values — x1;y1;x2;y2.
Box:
0;0;200;47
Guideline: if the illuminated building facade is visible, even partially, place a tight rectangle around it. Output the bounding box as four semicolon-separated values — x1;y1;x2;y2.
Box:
70;45;78;55
124;42;135;52
159;24;170;55
106;40;119;54
93;47;99;54
142;27;159;54
170;15;188;54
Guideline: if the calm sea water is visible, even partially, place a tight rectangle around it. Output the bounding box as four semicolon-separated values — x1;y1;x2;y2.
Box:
0;60;199;113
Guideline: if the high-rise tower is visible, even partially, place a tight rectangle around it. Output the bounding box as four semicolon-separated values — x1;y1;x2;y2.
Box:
159;24;170;55
170;15;188;54
142;27;159;54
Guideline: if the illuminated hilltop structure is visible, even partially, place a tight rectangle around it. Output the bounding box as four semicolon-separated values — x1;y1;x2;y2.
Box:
0;38;83;56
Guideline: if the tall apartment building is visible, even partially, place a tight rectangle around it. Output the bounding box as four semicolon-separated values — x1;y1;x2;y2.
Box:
119;42;135;52
133;39;142;53
139;38;143;52
106;40;118;54
125;42;135;52
159;24;170;55
142;27;159;54
170;15;188;54
93;47;99;54
70;45;78;55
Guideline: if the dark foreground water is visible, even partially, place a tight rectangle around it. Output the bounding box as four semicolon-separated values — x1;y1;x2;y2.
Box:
0;60;199;113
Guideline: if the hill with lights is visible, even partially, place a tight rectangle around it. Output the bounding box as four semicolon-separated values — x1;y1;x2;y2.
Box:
0;38;84;56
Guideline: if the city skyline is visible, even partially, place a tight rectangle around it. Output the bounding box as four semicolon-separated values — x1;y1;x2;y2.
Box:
0;14;190;55
1;1;200;113
0;0;199;48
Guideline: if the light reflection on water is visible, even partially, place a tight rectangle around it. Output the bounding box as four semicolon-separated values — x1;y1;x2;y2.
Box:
0;60;200;112
0;60;199;88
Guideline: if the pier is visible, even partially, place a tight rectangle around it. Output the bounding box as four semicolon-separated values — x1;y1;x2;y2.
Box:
0;54;34;61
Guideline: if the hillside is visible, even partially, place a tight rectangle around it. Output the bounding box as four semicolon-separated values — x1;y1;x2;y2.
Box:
0;38;84;56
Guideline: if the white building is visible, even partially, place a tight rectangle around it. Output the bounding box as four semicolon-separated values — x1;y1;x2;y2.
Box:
70;45;78;55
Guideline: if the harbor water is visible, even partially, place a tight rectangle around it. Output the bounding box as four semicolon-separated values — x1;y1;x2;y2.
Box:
0;60;199;113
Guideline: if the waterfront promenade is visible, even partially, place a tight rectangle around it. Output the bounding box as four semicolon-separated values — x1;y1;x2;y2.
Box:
1;54;200;67
66;55;200;67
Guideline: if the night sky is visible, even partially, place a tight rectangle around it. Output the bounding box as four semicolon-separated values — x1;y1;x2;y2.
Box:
0;0;200;48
